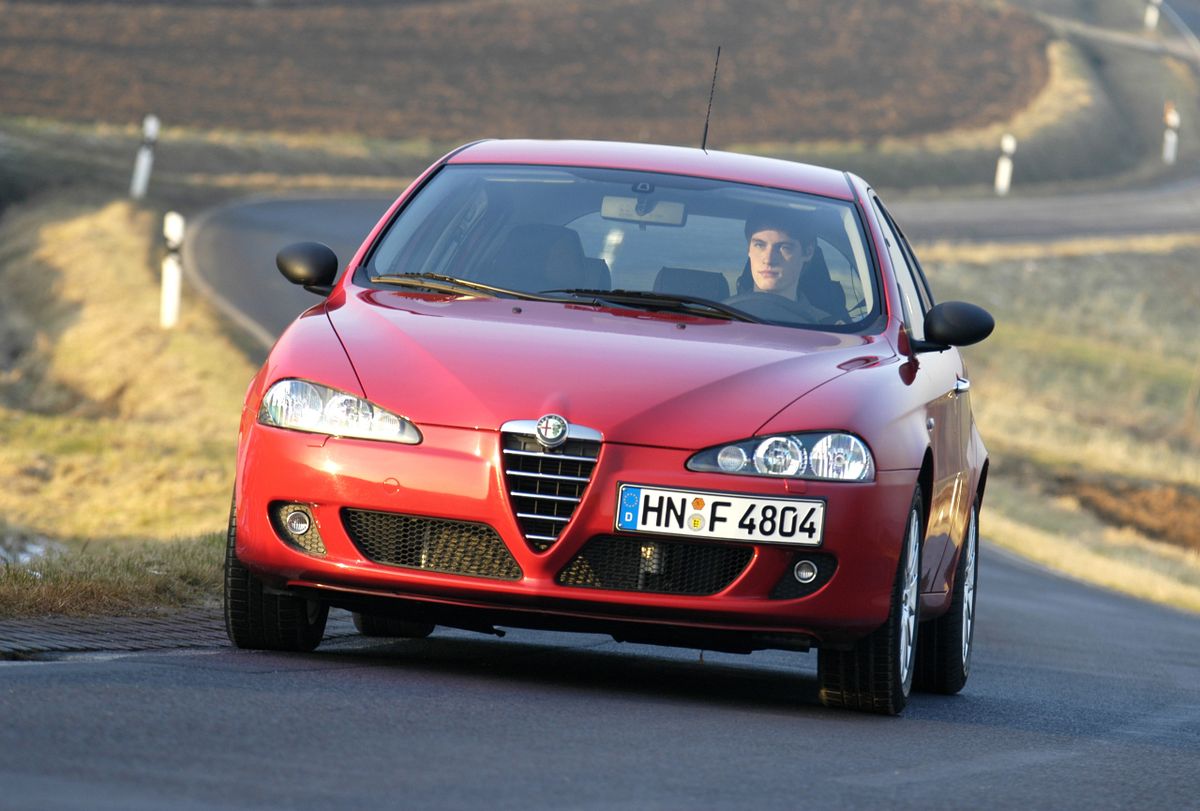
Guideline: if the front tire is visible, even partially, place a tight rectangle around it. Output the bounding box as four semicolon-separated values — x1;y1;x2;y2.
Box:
818;487;922;715
915;495;979;694
224;495;328;652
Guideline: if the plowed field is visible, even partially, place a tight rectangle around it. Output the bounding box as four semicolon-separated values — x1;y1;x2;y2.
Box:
0;0;1048;144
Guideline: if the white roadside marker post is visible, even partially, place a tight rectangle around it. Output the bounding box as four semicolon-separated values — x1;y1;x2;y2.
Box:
1164;101;1181;165
994;133;1017;196
1145;0;1163;31
161;211;186;329
130;114;160;200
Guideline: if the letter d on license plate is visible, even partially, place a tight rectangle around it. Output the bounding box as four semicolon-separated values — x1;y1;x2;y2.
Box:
616;484;823;545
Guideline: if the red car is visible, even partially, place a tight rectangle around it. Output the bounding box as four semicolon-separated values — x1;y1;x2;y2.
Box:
225;140;992;715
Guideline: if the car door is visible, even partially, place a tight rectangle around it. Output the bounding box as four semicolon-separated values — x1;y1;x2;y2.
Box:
872;197;968;595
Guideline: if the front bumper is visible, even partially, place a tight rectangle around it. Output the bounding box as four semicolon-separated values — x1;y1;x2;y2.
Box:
236;422;916;647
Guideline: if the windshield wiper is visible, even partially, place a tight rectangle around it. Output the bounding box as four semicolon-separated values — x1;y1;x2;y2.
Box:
374;273;598;304
545;288;762;323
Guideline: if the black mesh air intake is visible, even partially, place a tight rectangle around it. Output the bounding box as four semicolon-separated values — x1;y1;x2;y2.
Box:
557;535;752;596
341;509;521;580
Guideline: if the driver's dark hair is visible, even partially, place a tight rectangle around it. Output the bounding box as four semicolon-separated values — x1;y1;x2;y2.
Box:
743;207;817;247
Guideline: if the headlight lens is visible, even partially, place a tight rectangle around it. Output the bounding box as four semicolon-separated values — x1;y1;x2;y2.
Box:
752;436;806;477
687;432;874;481
258;379;422;444
809;434;872;481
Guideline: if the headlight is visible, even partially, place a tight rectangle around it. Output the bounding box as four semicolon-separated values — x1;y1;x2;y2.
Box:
258;379;422;444
687;432;874;481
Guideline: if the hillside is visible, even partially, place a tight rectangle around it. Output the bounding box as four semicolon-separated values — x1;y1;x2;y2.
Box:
0;0;1048;146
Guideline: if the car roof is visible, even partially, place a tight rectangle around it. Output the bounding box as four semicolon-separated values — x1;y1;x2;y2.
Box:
449;139;856;202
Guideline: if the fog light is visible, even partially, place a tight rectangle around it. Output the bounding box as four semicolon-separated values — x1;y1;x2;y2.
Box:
794;559;818;584
270;502;326;556
285;509;312;536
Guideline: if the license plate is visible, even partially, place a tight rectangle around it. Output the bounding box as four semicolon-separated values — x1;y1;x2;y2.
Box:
615;484;824;546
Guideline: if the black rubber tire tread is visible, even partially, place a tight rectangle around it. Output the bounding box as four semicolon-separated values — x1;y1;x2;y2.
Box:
224;495;329;652
353;612;435;639
914;496;979;695
817;487;922;716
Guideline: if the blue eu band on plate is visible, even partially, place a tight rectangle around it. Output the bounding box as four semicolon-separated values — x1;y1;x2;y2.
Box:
616;484;824;545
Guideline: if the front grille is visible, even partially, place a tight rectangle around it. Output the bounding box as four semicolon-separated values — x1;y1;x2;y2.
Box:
557;535;753;596
502;431;600;551
769;551;838;599
341;509;522;581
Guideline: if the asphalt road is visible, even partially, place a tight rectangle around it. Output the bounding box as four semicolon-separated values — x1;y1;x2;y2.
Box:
1;546;1198;810
24;15;1200;797
4;178;1197;809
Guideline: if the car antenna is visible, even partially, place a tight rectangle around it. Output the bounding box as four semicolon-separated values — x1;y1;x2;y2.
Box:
701;45;721;153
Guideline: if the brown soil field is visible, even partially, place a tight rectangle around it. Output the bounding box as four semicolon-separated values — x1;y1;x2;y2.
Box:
0;0;1048;145
1068;478;1200;553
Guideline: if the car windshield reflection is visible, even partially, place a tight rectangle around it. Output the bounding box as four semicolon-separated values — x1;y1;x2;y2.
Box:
365;165;882;332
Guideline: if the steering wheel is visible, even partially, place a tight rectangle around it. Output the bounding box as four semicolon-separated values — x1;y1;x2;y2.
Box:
723;292;838;325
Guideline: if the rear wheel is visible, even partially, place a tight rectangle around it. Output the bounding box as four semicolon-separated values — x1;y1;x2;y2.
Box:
818;487;922;715
224;495;328;652
353;612;435;639
915;496;979;694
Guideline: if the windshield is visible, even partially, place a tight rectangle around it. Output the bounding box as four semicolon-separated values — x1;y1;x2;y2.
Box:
364;164;881;331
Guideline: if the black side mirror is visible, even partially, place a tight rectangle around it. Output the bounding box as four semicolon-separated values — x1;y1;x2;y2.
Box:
913;301;994;353
277;242;339;296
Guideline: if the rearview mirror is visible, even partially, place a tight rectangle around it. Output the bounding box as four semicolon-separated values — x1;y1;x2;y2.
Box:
277;242;339;296
914;301;994;352
601;196;687;227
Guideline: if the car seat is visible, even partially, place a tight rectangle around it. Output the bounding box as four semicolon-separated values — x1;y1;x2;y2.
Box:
653;266;731;301
581;257;612;290
479;224;590;292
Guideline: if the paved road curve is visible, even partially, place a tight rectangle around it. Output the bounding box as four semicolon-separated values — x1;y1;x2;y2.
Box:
5;177;1199;806
1;547;1198;809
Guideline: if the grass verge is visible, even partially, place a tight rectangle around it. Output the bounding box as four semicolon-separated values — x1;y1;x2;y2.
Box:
0;534;223;617
921;236;1200;613
0;193;256;617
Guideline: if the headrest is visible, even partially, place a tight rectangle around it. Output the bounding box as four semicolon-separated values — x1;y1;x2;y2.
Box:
654;266;730;302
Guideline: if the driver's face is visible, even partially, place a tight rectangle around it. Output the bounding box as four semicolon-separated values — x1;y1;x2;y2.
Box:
748;229;813;295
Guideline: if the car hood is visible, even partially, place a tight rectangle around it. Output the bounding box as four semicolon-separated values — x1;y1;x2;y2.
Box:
326;290;890;449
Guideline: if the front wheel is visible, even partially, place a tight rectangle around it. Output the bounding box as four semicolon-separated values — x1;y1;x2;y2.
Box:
818;487;922;715
915;495;979;694
224;495;328;652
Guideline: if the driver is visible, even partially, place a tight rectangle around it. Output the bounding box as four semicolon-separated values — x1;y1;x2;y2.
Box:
740;210;816;295
734;209;843;322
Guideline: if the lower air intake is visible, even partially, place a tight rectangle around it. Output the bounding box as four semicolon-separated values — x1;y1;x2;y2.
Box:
557;535;752;596
341;509;522;581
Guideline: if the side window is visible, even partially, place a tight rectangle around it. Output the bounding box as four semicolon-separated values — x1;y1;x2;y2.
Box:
871;197;926;340
877;200;935;311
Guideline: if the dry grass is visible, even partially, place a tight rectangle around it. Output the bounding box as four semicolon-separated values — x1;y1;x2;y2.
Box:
922;240;1200;610
0;195;255;545
984;478;1200;614
0;534;224;618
